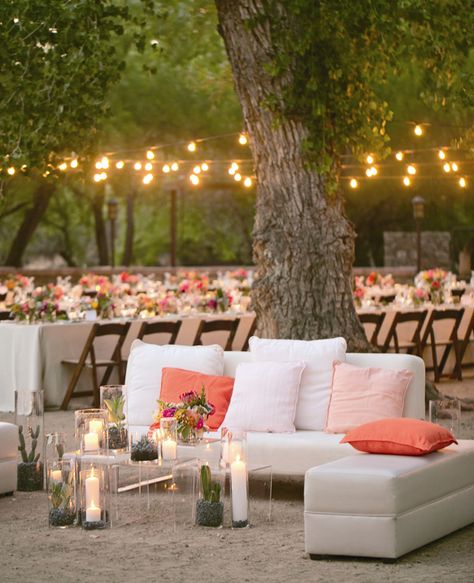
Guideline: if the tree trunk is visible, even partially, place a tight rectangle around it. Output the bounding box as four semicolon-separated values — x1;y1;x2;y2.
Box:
215;0;369;351
91;186;109;266
4;179;55;267
122;189;135;266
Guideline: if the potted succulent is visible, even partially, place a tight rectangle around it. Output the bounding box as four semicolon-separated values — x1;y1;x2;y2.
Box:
196;465;223;528
130;435;158;462
17;424;44;491
104;392;128;451
49;480;76;527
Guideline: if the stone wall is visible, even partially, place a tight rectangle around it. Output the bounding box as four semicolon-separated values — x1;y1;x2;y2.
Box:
384;231;451;269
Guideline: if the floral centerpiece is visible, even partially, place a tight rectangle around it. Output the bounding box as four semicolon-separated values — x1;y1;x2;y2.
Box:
10;286;67;323
415;268;447;305
151;387;214;443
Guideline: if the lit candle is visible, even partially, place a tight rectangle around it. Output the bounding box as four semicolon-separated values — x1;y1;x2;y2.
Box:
89;419;103;435
83;432;99;451
230;456;248;524
85;468;100;509
50;469;62;483
86;500;101;523
161;437;177;461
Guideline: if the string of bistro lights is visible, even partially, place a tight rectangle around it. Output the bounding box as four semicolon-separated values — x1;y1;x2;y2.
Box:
2;123;472;190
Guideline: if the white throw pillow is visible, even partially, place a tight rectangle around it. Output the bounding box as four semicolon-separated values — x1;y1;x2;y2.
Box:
222;361;306;433
249;336;347;430
125;340;224;427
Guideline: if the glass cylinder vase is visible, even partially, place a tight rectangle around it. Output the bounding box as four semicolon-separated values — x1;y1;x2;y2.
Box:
160;418;178;461
15;390;44;491
100;385;129;453
79;462;110;530
45;432;67;463
226;429;249;528
47;459;77;528
74;409;108;455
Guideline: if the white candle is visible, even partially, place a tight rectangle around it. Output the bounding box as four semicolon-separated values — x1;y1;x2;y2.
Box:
89;419;103;435
162;438;177;461
86;500;101;523
222;441;242;464
230;457;248;523
85;468;100;509
50;469;62;483
83;432;99;451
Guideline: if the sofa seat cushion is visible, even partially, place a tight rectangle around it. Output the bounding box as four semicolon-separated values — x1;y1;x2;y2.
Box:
0;422;18;459
305;440;474;516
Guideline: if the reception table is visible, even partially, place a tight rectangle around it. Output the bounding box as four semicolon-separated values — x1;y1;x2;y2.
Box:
0;313;255;412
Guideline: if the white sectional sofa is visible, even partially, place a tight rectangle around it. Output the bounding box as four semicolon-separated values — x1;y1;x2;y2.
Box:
0;422;18;495
127;350;425;478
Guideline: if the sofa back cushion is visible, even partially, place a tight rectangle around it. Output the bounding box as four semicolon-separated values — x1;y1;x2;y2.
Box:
222;360;306;433
125;340;224;427
325;360;412;433
249;336;347;430
160;367;234;430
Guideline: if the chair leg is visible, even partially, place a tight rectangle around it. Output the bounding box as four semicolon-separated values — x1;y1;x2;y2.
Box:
60;361;86;410
91;362;101;408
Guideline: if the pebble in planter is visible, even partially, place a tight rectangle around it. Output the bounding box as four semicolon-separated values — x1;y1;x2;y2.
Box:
196;465;223;528
130;435;158;461
17;425;44;491
49;481;76;527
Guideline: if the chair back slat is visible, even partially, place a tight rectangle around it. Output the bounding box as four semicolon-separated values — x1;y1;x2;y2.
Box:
358;313;385;347
193;318;239;351
137;320;182;344
382;310;427;356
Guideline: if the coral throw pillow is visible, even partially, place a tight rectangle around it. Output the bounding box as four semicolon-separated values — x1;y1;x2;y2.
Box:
341;418;458;456
325;361;413;433
160;367;234;431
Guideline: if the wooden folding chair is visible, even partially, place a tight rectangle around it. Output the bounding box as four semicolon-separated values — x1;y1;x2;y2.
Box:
137;320;182;344
358;312;386;348
420;308;464;382
241;317;257;351
381;310;427;356
60;321;131;410
193;318;239;351
455;310;474;378
0;310;11;321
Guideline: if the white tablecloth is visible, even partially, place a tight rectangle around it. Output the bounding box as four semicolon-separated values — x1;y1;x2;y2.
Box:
0;314;255;412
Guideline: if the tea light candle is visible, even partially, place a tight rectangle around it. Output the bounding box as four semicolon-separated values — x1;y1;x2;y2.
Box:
230;456;248;524
85;468;100;509
86;500;101;523
162;437;177;461
84;432;99;451
89;419;103;435
50;469;62;483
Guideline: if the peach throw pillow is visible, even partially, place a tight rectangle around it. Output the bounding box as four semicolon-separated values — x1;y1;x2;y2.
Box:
340;418;457;455
325;361;413;434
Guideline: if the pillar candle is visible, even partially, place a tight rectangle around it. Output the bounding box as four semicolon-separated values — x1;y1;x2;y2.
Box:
85;468;100;509
89;419;103;435
230;457;248;523
86;500;101;523
83;432;99;451
162;438;177;461
50;469;62;483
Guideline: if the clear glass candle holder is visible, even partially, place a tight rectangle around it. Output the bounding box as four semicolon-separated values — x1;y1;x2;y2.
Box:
47;459;77;528
74;409;108;454
45;432;67;463
224;429;249;528
100;385;129;453
79;462;110;530
160;418;178;461
15;390;44;492
429;398;461;437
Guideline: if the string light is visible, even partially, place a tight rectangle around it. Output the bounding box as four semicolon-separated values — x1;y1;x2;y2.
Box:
243;177;253;188
171;162;179;172
414;124;423;136
58;162;68;171
459;177;467;188
365;167;377;177
7;167;15;176
407;165;416;175
146;150;155;160
349;178;358;188
162;164;170;173
134;162;142;171
438;150;446;160
21;164;27;171
443;162;451;173
234;173;242;182
201;162;209;172
187;141;197;152
403;176;411;186
95;161;103;170
231;162;239;170
228;167;237;176
93;173;102;182
451;162;459;172
101;157;109;169
143;173;153;185
238;133;248;145
115;160;125;169
193;165;201;174
189;173;199;185
145;162;153;171
366;155;374;164
100;172;107;181
70;159;78;169
395;152;404;161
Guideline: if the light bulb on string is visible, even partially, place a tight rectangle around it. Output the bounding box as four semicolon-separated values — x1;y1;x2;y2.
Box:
451;162;459;172
145;162;153;171
443;162;451;173
95;161;103;170
238;133;248;145
403;176;411;187
349;178;358;189
70;159;78;169
146;150;155;160
93;173;102;182
201;162;209;172
171;162;179;172
100;172;107;181
162;164;170;173
134;162;142;171
231;162;239;170
234;173;242;182
366;155;374;164
438;150;446;160
243;177;253;188
143;173;153;185
189;173;199;185
101;157;109;169
187;141;197;152
193;165;201;174
21;164;27;171
395;152;404;161
414;124;423;136
228;167;236;176
58;162;68;171
407;165;416;175
7;167;15;176
459;177;467;188
365;167;377;177
115;161;125;169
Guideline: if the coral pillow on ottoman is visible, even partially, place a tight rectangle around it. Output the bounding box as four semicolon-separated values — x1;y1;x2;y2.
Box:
341;418;457;456
160;367;234;431
223;361;306;433
325;361;413;433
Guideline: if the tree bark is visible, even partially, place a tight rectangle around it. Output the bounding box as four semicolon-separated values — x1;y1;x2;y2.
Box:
91;186;109;266
122;188;136;266
4;179;56;267
215;0;369;350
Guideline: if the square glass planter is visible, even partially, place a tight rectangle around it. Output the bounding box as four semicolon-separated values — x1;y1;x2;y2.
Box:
79;462;111;530
75;409;108;454
47;459;77;528
15;390;44;491
100;385;129;453
221;429;249;528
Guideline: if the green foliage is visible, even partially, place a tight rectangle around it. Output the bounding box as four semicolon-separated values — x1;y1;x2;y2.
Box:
18;424;41;463
104;394;126;426
50;481;72;509
200;464;221;503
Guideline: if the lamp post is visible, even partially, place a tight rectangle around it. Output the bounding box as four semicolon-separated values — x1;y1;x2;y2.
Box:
411;196;425;273
107;198;119;268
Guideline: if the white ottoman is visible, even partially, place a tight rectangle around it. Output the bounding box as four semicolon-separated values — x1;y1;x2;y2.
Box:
0;422;18;495
304;440;474;560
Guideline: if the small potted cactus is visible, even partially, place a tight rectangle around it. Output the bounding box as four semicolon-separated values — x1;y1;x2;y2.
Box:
17;424;44;491
196;464;224;527
48;478;76;528
103;392;128;451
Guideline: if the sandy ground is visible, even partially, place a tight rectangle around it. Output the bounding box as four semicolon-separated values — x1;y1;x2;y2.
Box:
1;378;474;583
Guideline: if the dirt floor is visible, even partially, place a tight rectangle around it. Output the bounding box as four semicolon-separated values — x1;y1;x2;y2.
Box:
1;377;474;583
